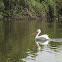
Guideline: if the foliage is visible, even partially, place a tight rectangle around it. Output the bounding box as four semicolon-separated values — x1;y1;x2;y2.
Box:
0;0;62;20
55;0;62;16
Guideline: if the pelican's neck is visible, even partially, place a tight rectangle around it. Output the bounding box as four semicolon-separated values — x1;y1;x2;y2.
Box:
36;32;40;38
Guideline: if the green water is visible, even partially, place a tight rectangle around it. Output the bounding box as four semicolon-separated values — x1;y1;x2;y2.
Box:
0;20;62;62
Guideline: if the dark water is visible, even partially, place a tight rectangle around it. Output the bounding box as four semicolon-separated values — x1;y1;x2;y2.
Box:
0;20;62;62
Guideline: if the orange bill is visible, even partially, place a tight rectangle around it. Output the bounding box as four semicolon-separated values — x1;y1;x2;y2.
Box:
32;32;38;36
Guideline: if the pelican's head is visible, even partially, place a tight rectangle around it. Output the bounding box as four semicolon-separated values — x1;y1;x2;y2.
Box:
37;29;41;33
32;29;41;36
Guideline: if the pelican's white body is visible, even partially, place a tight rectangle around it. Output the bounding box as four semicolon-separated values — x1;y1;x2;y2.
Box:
35;29;50;45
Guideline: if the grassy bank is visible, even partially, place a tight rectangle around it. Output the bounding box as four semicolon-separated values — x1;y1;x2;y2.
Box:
0;0;62;20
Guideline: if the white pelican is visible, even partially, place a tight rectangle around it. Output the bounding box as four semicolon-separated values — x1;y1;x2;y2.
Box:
32;29;50;46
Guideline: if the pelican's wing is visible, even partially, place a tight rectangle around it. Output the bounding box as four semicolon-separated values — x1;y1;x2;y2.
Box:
35;37;47;41
35;37;49;43
41;34;49;39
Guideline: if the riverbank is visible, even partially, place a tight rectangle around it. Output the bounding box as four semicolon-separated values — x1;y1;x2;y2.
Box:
0;16;62;21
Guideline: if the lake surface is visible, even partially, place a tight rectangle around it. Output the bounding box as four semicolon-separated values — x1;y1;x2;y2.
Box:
0;20;62;62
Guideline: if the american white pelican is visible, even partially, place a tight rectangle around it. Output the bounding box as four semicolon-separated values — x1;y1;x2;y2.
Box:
32;29;50;45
